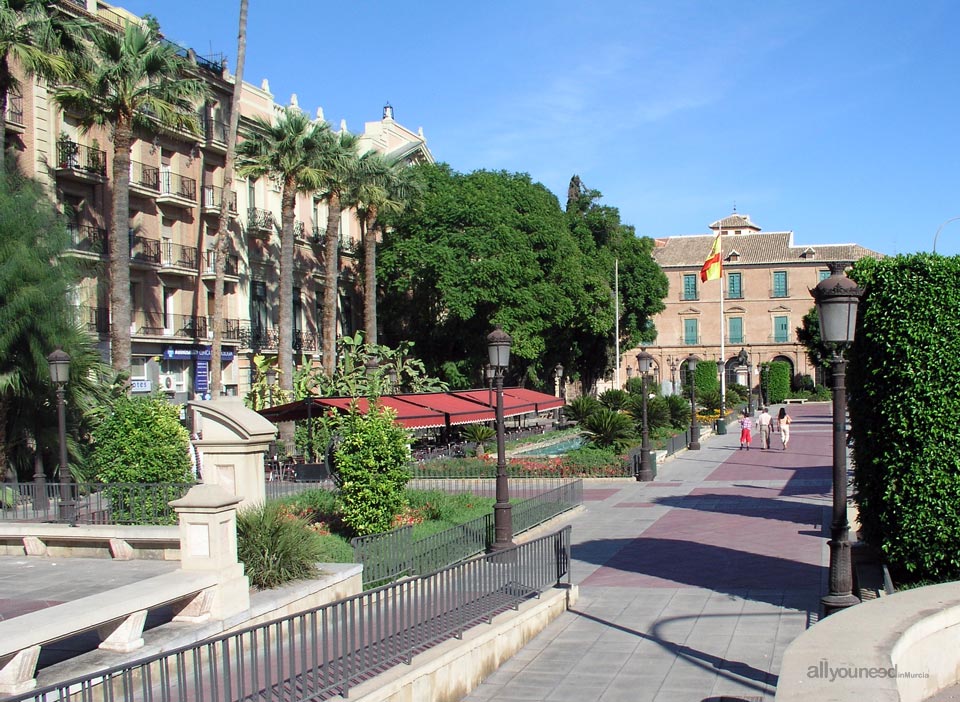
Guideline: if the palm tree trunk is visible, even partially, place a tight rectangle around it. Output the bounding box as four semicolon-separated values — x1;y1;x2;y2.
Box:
278;181;296;452
110;122;134;375
0;58;11;178
321;191;341;377
210;0;248;399
363;210;378;346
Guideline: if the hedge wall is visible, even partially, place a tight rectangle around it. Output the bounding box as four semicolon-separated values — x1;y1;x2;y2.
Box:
760;361;791;404
849;254;960;582
694;360;719;395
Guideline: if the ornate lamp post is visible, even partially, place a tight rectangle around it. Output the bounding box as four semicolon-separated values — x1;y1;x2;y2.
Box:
812;263;863;616
27;434;48;511
635;349;655;481
487;326;514;551
738;347;753;415
686;354;701;450
668;357;678;395
47;348;73;525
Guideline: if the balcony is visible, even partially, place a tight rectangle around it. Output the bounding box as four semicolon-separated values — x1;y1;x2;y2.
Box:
65;223;107;258
129;234;161;266
206;317;241;341
202;117;229;154
132;310;214;339
129;160;160;198
5;92;24;133
293;220;306;243
201;185;238;216
293;329;319;352
201;251;240;282
56;139;107;182
157;171;197;208
247;207;275;236
238;323;279;350
312;225;327;245
340;236;359;257
159;241;199;275
77;305;109;335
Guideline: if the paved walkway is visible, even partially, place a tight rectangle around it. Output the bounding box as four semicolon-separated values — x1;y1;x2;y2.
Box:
463;403;834;702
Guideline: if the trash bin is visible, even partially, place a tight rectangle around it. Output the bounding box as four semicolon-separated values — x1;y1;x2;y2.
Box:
715;419;728;435
650;451;657;478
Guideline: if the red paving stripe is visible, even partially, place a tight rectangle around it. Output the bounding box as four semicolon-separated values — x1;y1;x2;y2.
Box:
583;489;621;501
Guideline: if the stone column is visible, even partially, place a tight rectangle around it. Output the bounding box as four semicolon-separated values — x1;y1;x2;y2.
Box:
170;484;250;621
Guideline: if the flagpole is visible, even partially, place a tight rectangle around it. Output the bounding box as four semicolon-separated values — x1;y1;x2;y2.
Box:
719;251;726;422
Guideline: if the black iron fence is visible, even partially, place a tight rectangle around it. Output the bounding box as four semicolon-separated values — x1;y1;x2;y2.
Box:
130;159;160;192
66;222;107;254
160;240;199;270
57;139;107;176
130;234;161;265
9;527;571;702
77;305;110;334
159;171;197;201
0;482;193;525
352;479;581;588
201;184;238;213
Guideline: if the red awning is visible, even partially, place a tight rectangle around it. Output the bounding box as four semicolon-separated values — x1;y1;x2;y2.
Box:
257;388;562;428
393;392;495;426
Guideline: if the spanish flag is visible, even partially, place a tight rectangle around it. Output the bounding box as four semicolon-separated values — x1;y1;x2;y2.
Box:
700;233;722;282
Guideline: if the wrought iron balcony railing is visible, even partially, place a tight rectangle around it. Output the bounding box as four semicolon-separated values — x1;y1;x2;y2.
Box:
160;241;199;270
201;251;239;277
203;116;229;143
159;171;197;202
129;235;161;265
57;139;107;177
66;223;107;254
201;185;237;213
247;207;274;233
130;160;160;192
78;305;110;334
238;324;279;349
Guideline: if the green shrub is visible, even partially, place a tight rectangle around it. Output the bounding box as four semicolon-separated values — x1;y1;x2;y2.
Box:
624;376;645;396
729;383;749;401
694;360;719;395
564;395;601;423
462;424;496;455
792;374;815;392
666;394;691;429
598;388;628;410
697;387;722;411
848;254;960;583
760;361;791;404
334;406;412;536
812;384;831;401
581;408;636;452
237;501;328;589
89;395;193;525
646;396;671;430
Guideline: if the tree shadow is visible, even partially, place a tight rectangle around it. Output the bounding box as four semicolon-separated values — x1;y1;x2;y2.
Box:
649;492;826;527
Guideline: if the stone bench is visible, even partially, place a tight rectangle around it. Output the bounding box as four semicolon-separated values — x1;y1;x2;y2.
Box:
0;570;218;695
0;523;179;560
784;398;807;404
776;581;960;701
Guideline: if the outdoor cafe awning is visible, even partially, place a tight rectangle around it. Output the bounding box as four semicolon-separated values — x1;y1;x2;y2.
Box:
257;388;564;430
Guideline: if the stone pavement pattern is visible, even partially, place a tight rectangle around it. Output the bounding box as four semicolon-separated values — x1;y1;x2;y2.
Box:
462;403;833;702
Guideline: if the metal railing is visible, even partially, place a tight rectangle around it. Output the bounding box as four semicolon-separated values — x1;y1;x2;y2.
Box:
160;241;199;270
77;305;109;334
353;479;581;588
293;329;319;352
130;160;160;192
247;207;275;232
203;116;229;143
6;91;23;125
131;311;214;339
293;220;305;240
201;184;238;213
159;171;197;201
238;324;279;349
66;222;107;254
0;482;193;525
57;139;107;176
201;250;240;276
130;235;161;265
10;527;571;702
664;428;691;456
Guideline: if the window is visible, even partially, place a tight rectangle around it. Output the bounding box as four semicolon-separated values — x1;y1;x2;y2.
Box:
774;315;790;343
819;270;831;282
682;274;698;300
683;318;699;345
251;280;267;333
293;286;302;338
728;317;744;344
247;179;256;208
772;271;788;298
728;272;742;299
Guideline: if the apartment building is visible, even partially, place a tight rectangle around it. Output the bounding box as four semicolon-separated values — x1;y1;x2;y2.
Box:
622;213;882;393
4;0;433;402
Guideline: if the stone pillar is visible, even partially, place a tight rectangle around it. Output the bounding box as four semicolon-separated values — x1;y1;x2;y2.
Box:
170;484;250;621
189;399;277;509
735;364;749;387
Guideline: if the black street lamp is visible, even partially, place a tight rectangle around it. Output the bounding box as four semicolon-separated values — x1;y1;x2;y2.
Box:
47;348;73;525
812;263;863;616
487;325;513;551
635;349;655;481
553;363;564;425
686;354;701;450
27;434;48;511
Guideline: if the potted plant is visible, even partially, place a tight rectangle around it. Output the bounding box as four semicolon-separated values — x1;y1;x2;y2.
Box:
463;424;496;458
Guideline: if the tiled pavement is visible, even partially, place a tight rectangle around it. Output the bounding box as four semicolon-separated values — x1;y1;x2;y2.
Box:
462;403;835;702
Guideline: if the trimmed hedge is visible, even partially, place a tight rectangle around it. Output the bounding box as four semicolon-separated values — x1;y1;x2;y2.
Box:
849;254;960;583
760;361;791;404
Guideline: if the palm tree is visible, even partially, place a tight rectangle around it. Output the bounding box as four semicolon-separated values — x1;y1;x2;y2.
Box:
235;107;333;399
317;129;360;378
209;0;248;398
0;0;80;175
582;408;636;452
346;151;421;346
54;23;207;374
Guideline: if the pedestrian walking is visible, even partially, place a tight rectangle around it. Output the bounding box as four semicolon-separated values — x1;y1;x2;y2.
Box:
779;407;792;450
739;410;753;450
757;406;772;449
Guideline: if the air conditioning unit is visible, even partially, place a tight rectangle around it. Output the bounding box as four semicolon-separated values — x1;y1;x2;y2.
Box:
159;374;178;393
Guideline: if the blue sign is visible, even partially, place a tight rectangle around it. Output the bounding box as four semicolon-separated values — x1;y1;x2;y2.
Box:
195;360;209;394
163;347;234;361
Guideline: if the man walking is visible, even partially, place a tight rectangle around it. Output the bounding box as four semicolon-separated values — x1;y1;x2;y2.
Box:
757;406;772;450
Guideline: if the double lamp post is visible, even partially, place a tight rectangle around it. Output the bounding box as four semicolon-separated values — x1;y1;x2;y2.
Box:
487;326;514;552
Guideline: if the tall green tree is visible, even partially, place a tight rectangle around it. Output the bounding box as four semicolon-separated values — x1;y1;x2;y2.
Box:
54;22;208;374
236;107;333;397
317;129;360;378
347;151;421;347
209;0;247;398
0;0;80;175
0;169;116;480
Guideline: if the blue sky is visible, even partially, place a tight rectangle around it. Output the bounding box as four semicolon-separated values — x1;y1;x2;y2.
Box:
122;0;960;256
